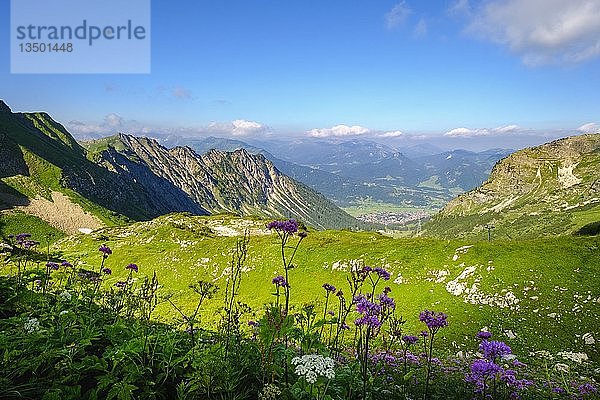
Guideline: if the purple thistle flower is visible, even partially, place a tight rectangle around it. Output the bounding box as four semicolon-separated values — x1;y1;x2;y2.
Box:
479;340;512;362
402;335;419;345
420;330;429;337
322;283;336;293
419;310;448;332
373;267;391;281
98;244;112;257
61;261;72;268
126;263;138;273
248;320;259;327
46;262;60;271
102;267;112;275
477;331;493;340
272;275;289;288
336;289;344;297
267;219;298;234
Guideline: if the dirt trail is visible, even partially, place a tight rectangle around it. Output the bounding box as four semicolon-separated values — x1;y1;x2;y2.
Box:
2;191;103;234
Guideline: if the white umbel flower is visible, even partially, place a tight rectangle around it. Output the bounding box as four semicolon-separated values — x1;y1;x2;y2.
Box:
58;291;72;301
291;354;335;384
24;317;40;333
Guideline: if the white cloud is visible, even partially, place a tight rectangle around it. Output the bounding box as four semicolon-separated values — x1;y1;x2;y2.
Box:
465;0;600;65
231;119;266;136
67;115;268;139
308;124;370;138
493;124;521;134
68;113;126;136
379;130;405;138
104;113;123;128
385;1;411;30
578;122;600;133
414;18;428;37
445;125;524;137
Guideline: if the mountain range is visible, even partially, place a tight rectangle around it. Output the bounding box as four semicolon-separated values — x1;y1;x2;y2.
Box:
0;100;357;232
161;136;513;209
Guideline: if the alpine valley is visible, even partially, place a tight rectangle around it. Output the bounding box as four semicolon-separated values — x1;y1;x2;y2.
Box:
1;100;599;399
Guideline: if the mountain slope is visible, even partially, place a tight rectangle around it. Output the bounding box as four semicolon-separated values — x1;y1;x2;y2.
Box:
88;134;359;230
1;100;357;232
424;134;600;239
0;101;193;227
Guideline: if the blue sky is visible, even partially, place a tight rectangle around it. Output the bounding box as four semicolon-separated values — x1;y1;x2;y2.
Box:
1;0;600;147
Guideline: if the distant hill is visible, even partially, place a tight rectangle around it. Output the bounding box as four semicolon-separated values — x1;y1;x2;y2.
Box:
424;134;600;239
0;100;359;233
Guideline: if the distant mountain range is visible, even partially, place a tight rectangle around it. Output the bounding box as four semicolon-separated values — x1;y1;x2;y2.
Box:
424;134;600;239
161;135;513;209
0;100;358;231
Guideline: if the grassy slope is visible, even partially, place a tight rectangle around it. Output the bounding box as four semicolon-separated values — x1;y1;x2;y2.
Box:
0;211;65;243
55;214;600;361
0;112;130;227
424;135;600;239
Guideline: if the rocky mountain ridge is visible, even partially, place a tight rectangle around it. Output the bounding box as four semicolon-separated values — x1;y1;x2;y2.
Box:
0;100;357;231
90;133;357;229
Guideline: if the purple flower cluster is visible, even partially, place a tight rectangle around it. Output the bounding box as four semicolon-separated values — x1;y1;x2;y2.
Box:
126;263;138;273
479;340;512;362
373;267;391;281
465;359;504;393
578;383;598;396
419;310;448;332
465;332;533;397
402;335;419;345
354;295;382;328
322;283;336;293
272;275;289;288
46;262;59;271
61;261;72;268
477;331;492;340
377;293;395;309
15;233;39;249
267;219;298;234
99;244;112;257
102;267;112;275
